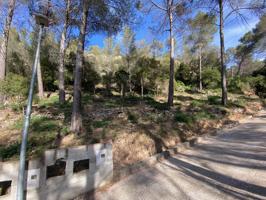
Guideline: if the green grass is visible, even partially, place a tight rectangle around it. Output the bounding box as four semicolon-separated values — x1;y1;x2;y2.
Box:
0;103;5;110
175;110;216;125
190;99;205;107
10;102;25;112
92;119;111;128
233;98;247;108
0;142;20;160
37;95;59;108
0;131;59;160
11;115;60;131
208;95;221;105
193;111;215;120
175;112;194;124
144;97;168;110
82;94;93;104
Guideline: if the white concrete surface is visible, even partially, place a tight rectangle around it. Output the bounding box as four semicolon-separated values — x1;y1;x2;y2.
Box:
0;143;113;200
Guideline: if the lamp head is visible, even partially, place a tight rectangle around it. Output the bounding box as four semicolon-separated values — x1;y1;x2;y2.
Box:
30;0;54;27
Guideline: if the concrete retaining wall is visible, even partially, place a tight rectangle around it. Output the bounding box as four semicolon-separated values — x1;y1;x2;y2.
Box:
0;143;113;200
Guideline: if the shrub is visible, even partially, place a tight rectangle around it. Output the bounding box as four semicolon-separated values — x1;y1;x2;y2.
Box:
228;76;252;94
251;66;266;98
208;95;221;105
175;110;214;125
202;67;220;89
174;80;187;92
0;142;20;160
175;63;196;85
233;98;246;108
175;112;194;124
252;75;266;98
83;64;101;93
0;73;28;99
191;100;204;107
193;111;214;121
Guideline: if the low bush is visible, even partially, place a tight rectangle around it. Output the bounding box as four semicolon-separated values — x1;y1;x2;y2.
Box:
208;95;221;105
249;75;266;98
175;112;194;124
228;76;253;94
175;110;215;125
190;100;204;107
202;68;220;89
0;73;28;99
175;80;188;92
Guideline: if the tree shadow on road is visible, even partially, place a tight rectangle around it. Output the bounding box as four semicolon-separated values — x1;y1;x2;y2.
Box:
162;158;265;200
162;115;266;199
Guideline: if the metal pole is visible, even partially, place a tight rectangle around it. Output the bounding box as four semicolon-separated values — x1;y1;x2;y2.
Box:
16;25;43;200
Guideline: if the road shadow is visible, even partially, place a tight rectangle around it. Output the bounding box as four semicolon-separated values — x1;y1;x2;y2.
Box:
163;114;266;199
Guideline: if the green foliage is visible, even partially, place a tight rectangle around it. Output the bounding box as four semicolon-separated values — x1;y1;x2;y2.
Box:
12;116;60;132
232;98;246;108
202;67;220;89
37;95;59;108
175;110;215;125
238;15;266;57
133;56;163;94
2;115;61;160
193;111;214;121
175;112;194;124
249;75;266;98
7;28;31;76
144;96;168;110
10;102;24;112
175;80;188;92
191;99;204;107
0;142;20;160
228;76;252;94
83;62;101;93
186;12;217;52
208;96;221;105
251;66;266;97
115;69;129;91
175;62;195;85
0;73;28;99
92;120;111;128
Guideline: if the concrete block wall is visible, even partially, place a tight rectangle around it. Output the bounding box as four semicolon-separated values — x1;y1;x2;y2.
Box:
0;143;113;200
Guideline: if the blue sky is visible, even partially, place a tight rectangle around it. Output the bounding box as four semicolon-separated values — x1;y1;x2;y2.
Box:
5;3;260;55
89;11;260;53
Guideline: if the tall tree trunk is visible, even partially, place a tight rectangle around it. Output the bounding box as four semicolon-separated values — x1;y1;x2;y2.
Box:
199;46;202;91
141;76;144;98
70;0;89;133
127;58;132;93
59;0;70;104
37;58;44;98
219;0;227;106
121;84;126;99
120;84;123;97
0;0;16;80
236;59;244;76
168;9;174;107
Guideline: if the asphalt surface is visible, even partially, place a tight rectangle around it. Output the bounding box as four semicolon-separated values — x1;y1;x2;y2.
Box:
96;110;266;200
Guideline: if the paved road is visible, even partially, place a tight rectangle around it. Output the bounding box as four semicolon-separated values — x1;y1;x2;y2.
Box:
96;110;266;200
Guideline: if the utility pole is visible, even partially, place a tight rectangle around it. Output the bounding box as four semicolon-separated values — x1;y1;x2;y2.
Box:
16;25;43;200
16;1;53;199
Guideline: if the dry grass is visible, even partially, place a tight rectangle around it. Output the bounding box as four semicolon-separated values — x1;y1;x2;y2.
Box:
0;91;264;168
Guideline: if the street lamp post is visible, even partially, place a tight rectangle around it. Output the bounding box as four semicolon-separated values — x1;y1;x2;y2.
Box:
16;1;53;199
